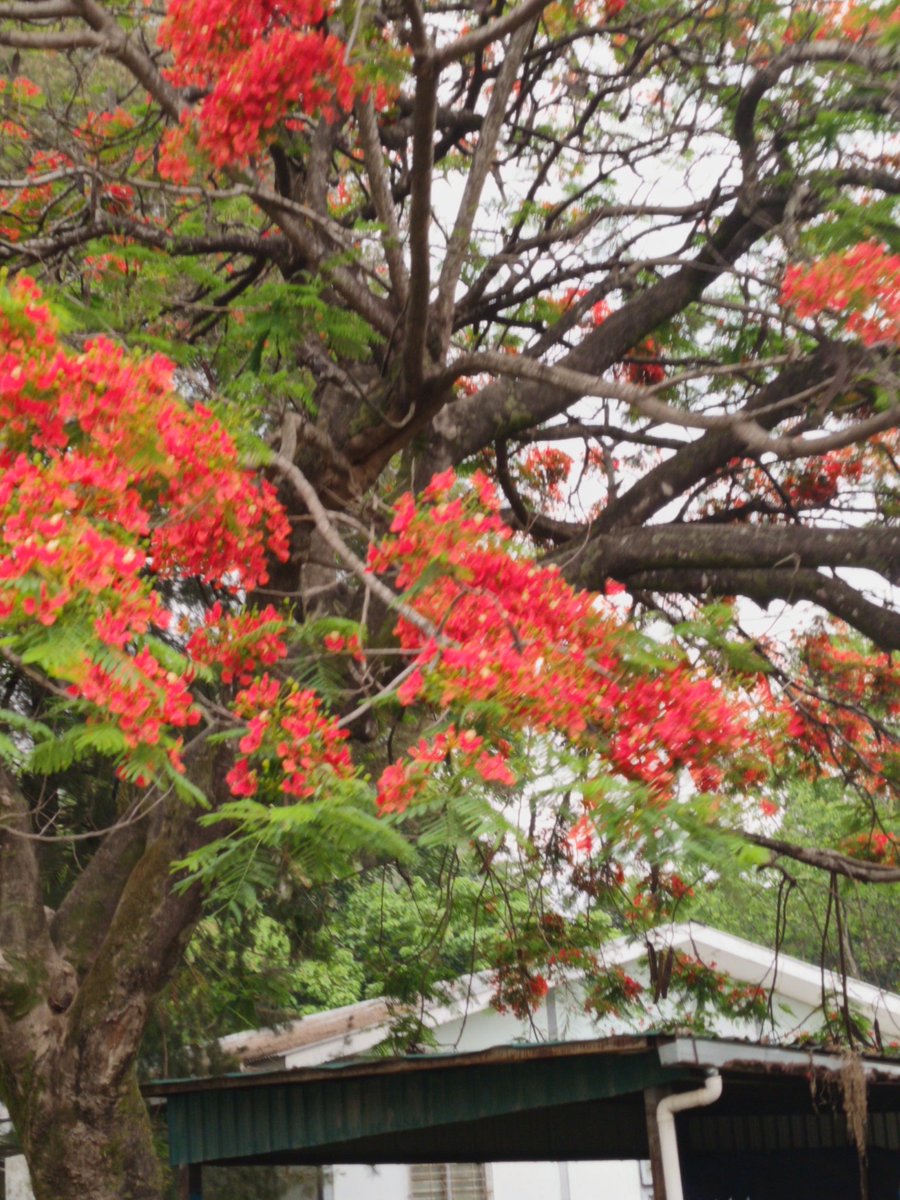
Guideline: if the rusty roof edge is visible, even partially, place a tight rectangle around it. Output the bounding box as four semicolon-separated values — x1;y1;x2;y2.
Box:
143;1034;900;1099
142;1034;663;1096
657;1036;900;1080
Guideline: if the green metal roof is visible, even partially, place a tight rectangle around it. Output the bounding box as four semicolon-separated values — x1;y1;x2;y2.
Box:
149;1038;691;1167
143;1036;900;1170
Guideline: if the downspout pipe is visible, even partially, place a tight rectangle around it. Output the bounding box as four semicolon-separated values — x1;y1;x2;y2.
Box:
656;1070;723;1200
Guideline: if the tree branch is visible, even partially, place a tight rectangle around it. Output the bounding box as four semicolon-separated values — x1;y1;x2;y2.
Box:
62;759;225;1089
734;40;897;185
594;342;871;533
0;28;102;47
418;189;793;477
0;767;50;1014
745;831;900;884
50;816;149;982
356;94;408;306
611;567;900;652
402;44;438;401
272;443;440;642
433;0;548;67
432;17;537;352
567;525;900;587
69;0;185;122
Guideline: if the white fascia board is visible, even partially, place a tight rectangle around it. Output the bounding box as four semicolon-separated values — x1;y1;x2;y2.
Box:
220;997;386;1054
658;1035;900;1079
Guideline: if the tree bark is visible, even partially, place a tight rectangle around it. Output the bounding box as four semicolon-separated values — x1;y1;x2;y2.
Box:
0;751;230;1200
12;1065;164;1200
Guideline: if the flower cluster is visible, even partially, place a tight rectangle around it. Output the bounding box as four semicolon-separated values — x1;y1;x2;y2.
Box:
69;649;201;753
623;337;666;386
369;469;758;810
584;964;645;1019
551;291;665;384
160;0;358;169
842;831;899;866
187;604;289;685
786;1;895;45
667;953;768;1023
375;725;516;813
780;448;865;507
226;674;353;799
778;625;900;798
625;871;694;924
323;629;365;660
490;913;591;1018
518;446;573;503
782;242;900;347
0;77;41;101
0;276;289;769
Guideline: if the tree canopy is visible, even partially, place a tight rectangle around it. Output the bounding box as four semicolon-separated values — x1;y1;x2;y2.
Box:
0;0;898;1196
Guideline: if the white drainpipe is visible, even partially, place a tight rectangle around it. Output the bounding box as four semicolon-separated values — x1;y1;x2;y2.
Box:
656;1070;723;1200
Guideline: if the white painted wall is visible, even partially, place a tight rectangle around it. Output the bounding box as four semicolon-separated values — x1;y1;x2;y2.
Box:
3;1157;30;1200
328;1158;646;1200
333;1162;407;1200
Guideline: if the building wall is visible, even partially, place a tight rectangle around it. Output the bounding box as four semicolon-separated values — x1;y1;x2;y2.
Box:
328;1159;646;1200
3;1158;30;1200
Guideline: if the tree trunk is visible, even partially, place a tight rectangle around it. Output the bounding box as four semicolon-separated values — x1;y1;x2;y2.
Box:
0;760;231;1200
16;1067;165;1200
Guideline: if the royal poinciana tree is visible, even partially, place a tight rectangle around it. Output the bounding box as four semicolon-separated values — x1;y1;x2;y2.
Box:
0;0;898;1195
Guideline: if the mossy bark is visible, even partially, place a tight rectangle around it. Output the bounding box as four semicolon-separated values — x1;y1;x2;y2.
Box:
18;1067;165;1200
0;756;231;1200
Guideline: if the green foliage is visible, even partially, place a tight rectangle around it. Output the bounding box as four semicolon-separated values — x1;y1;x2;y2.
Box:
693;778;900;995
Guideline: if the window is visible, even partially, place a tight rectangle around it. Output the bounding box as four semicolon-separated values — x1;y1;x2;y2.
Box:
409;1163;491;1200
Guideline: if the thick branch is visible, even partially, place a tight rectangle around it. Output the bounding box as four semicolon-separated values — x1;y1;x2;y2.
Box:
403;48;438;400
0;28;102;46
69;0;185;121
745;832;900;884
735;40;897;184
63;755;227;1088
736;405;899;460
441;347;825;434
0;767;49;1014
433;0;548;67
567;525;900;587
356;94;408;306
612;567;900;652
595;342;870;533
0;0;78;15
50;817;149;982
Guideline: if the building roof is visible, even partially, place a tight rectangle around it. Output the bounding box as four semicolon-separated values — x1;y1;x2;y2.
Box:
144;1035;900;1169
220;923;900;1071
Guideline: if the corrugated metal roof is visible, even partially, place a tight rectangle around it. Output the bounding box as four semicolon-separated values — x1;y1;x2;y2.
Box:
146;1037;900;1170
145;1035;657;1095
157;1038;684;1167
